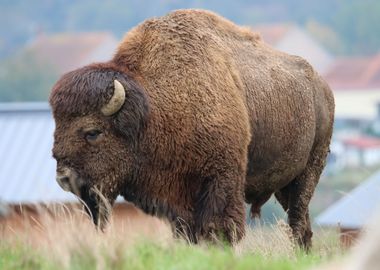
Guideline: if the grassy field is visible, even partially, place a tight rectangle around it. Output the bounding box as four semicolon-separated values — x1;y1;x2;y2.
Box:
0;241;327;270
0;206;344;270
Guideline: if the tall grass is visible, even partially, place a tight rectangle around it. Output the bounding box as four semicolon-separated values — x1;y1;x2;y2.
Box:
0;204;343;270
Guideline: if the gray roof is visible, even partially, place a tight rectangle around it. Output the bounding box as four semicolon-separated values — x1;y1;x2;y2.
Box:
0;200;9;217
316;170;380;228
0;102;76;203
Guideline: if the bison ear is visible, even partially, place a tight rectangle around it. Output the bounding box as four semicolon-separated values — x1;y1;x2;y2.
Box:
101;79;126;116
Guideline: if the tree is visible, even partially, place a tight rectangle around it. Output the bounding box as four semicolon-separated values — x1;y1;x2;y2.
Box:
306;20;344;55
333;0;380;55
0;51;58;102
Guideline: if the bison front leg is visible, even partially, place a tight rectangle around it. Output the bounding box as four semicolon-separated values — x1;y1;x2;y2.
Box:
194;171;246;244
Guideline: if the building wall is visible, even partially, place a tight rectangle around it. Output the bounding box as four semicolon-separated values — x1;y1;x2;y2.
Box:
333;89;380;120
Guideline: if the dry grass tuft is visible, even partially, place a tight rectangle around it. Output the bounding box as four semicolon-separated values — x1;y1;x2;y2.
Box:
1;204;172;268
235;220;296;258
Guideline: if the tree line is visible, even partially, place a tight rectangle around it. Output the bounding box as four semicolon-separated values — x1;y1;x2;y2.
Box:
0;0;379;101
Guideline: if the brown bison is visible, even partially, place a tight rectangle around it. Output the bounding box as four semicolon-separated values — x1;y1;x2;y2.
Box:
50;9;334;248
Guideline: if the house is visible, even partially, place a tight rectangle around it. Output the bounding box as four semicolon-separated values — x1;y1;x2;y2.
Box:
324;54;380;171
342;137;380;167
324;52;380;121
0;102;158;232
253;23;334;73
26;32;119;75
316;170;380;247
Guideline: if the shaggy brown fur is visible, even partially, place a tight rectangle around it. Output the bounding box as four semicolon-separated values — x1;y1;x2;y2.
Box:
49;9;334;247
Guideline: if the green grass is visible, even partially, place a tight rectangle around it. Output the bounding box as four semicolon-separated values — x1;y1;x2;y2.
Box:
0;243;54;270
0;240;324;270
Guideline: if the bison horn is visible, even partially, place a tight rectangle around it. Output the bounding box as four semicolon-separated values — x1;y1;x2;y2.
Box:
101;79;126;116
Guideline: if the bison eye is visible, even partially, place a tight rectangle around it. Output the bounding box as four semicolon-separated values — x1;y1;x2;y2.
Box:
85;130;102;142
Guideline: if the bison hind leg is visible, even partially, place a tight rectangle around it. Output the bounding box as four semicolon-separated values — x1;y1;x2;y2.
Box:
279;141;330;251
248;192;272;219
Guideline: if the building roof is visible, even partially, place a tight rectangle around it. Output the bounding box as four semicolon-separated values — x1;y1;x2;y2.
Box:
316;170;380;229
0;102;76;203
324;53;380;90
343;137;380;149
27;32;119;74
253;23;333;73
0;200;9;217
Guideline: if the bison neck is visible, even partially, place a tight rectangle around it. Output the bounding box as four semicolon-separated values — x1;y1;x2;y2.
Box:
121;174;192;224
122;188;176;220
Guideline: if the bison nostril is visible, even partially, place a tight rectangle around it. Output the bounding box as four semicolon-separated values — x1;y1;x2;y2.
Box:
56;175;71;191
59;176;69;184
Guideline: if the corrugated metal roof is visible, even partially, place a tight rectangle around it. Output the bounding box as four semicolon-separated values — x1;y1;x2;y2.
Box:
0;200;9;216
0;102;76;203
316;170;380;228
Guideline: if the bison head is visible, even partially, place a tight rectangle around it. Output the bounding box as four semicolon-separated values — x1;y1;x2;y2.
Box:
49;64;149;228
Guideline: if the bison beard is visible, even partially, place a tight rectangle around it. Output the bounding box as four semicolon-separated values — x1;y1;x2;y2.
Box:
49;9;334;249
79;185;101;227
